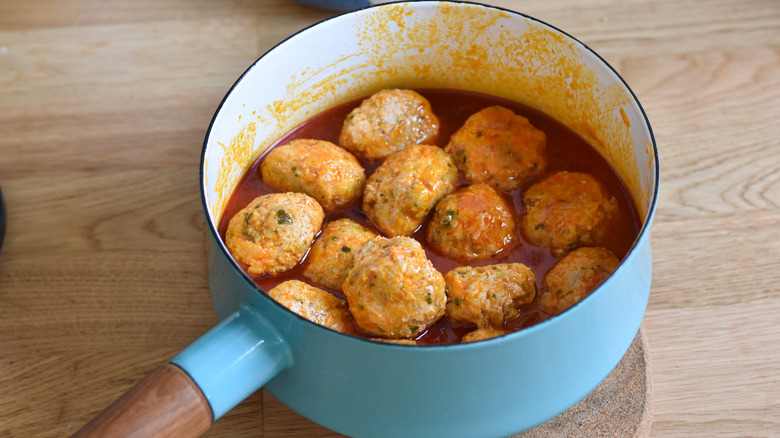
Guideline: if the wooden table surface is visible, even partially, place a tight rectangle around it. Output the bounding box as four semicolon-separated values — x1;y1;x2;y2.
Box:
1;0;778;437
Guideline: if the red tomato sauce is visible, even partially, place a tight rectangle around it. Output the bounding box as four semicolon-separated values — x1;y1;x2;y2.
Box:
218;89;642;344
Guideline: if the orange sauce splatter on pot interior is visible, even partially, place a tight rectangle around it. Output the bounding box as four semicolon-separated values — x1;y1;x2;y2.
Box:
219;89;642;345
210;3;652;223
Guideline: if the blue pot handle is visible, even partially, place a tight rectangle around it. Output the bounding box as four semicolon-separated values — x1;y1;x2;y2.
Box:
171;304;292;419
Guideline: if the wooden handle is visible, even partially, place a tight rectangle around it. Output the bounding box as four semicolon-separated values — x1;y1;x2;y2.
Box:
73;363;212;438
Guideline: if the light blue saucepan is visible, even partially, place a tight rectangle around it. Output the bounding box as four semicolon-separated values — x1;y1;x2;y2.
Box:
75;2;658;437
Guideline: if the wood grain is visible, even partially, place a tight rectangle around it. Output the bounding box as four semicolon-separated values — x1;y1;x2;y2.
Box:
72;363;212;438
1;0;778;437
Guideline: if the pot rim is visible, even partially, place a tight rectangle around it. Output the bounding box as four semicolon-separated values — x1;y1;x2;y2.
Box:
198;0;660;349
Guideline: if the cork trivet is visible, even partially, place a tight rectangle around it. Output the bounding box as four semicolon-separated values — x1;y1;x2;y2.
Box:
514;328;653;438
259;329;653;437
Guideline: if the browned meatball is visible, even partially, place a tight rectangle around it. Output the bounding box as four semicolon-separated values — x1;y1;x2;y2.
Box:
339;89;440;160
521;171;618;257
540;247;620;315
302;218;377;291
445;105;547;192
261;139;365;211
343;236;446;339
225;193;324;275
268;280;351;333
426;184;516;261
371;338;419;345
461;327;512;343
362;144;458;237
444;263;536;327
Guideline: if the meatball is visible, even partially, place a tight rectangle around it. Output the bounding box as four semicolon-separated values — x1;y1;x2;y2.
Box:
362;144;458;236
343;236;446;339
444;105;547;192
268;280;351;333
444;263;536;328
461;327;512;343
339;89;440;160
260;139;365;211
225;193;324;275
372;338;419;345
302;218;377;291
520;171;618;257
426;184;516;261
540;247;620;315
